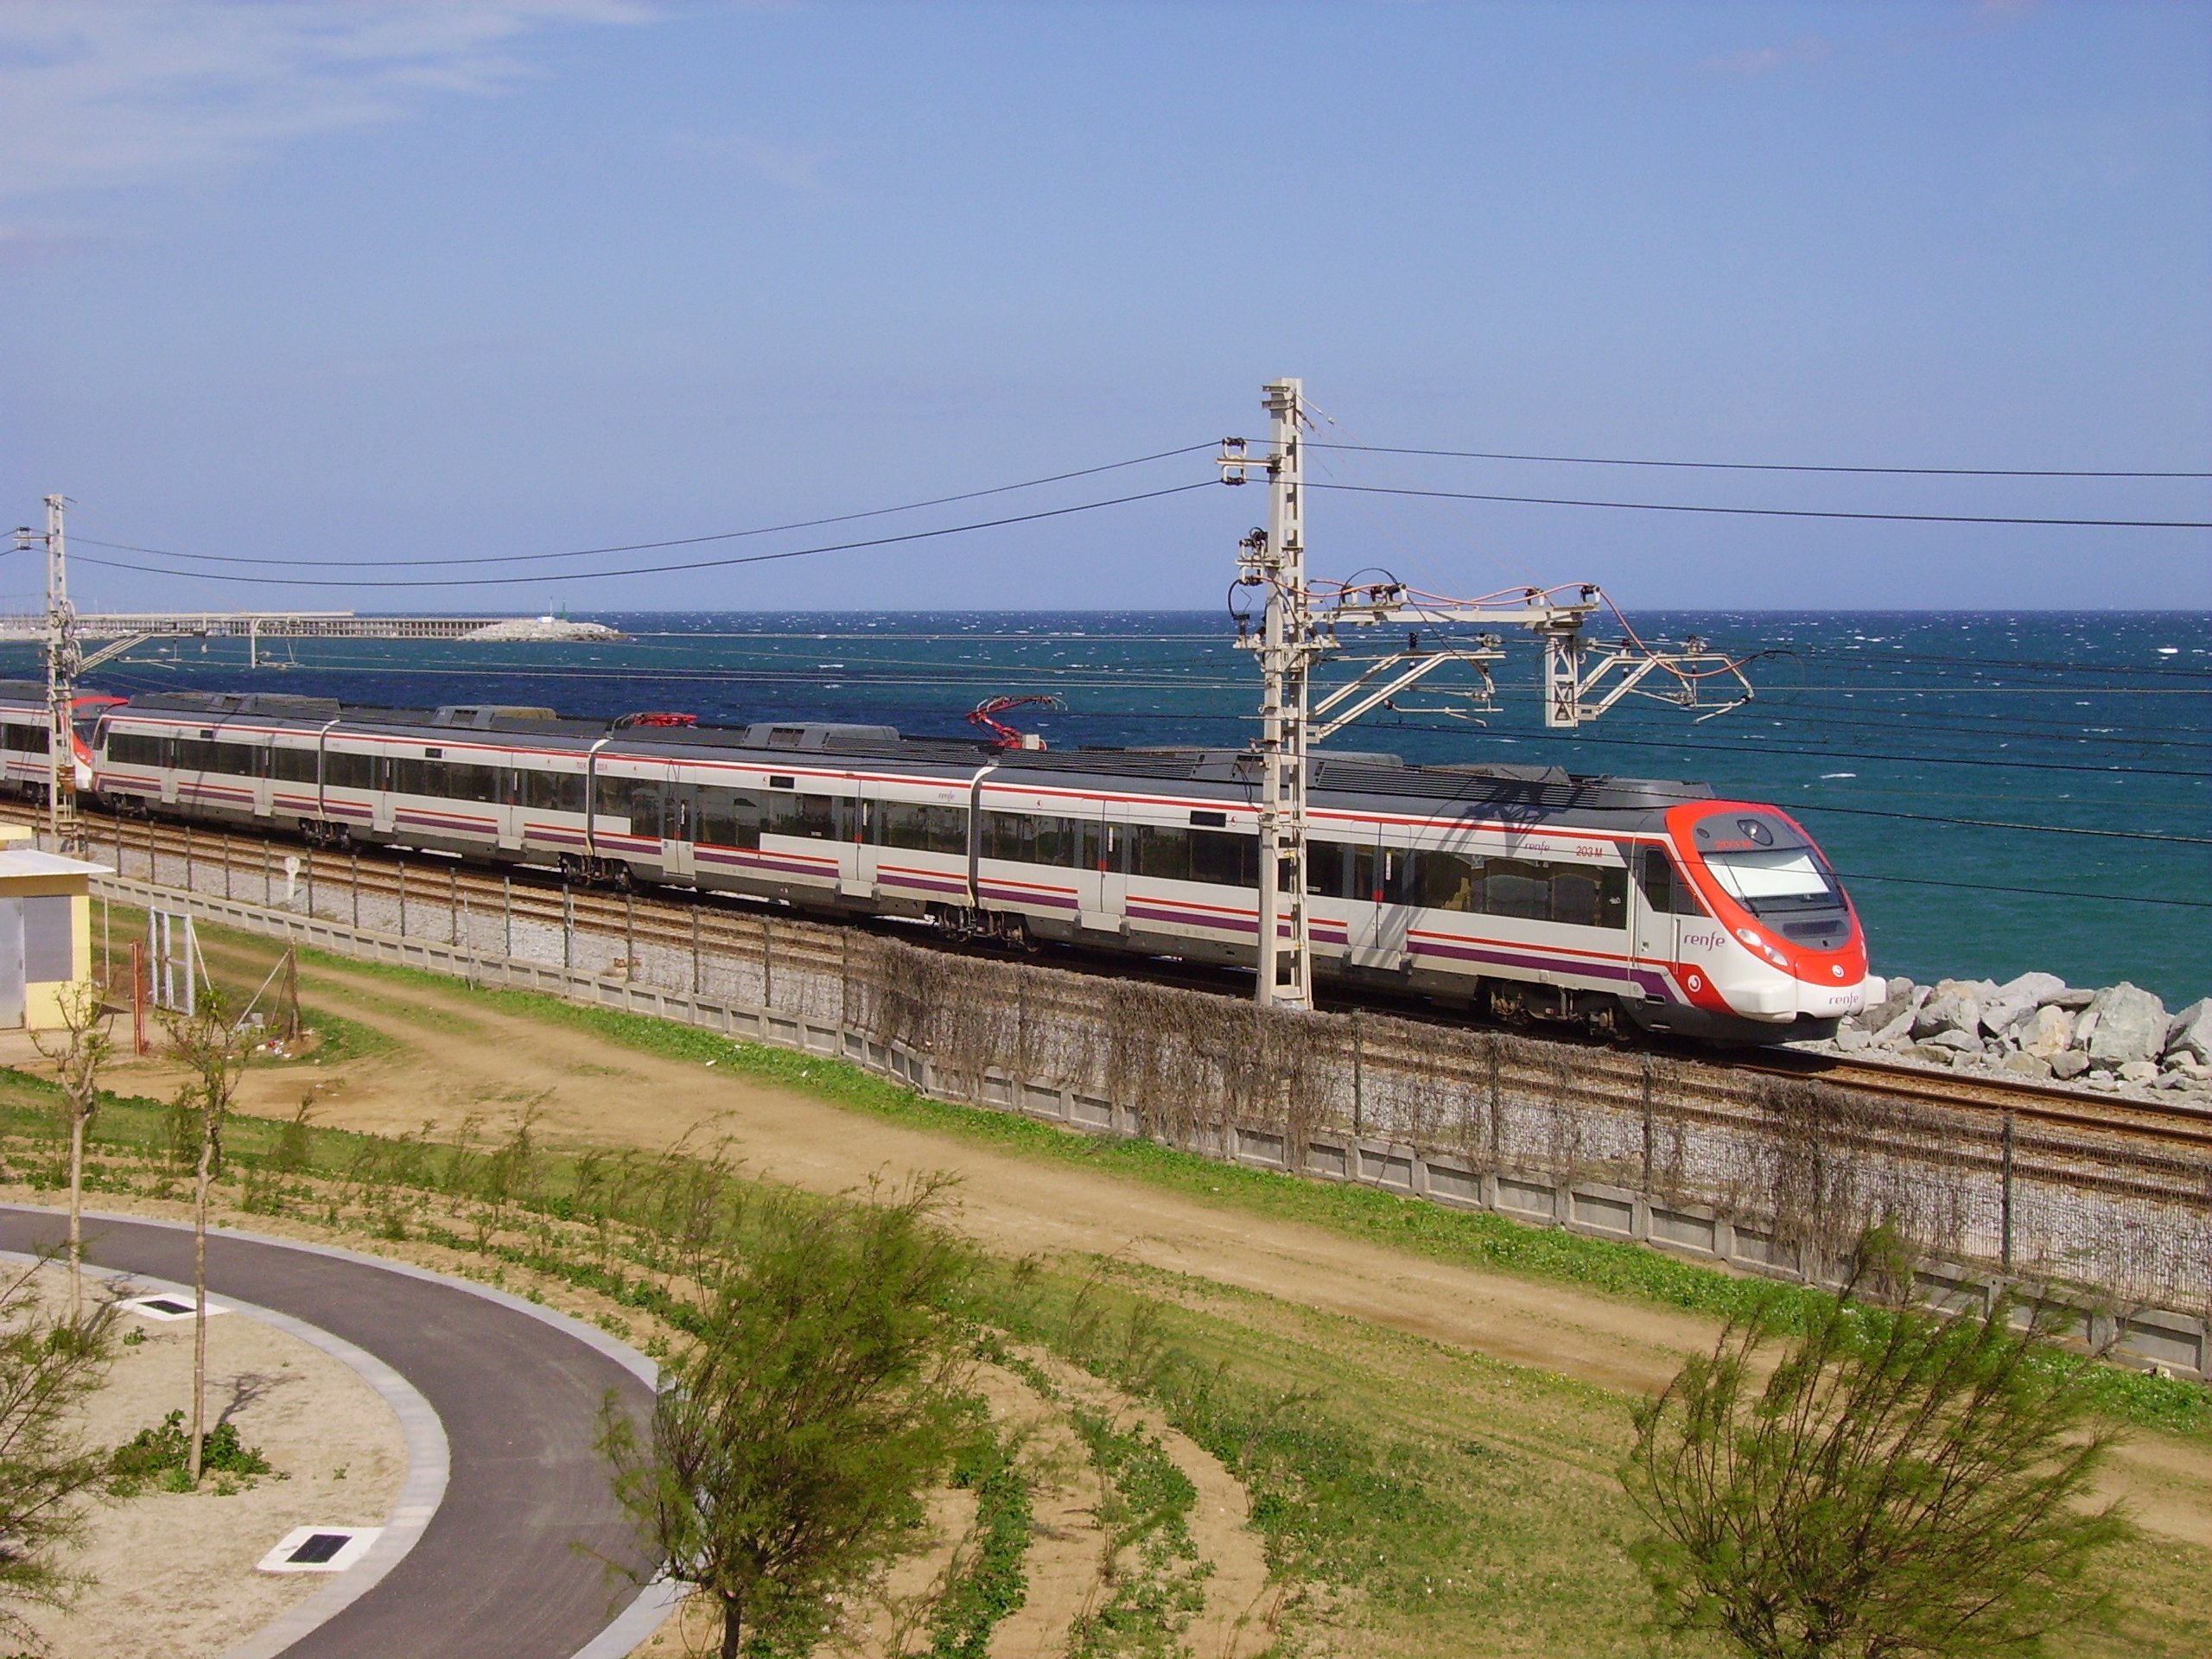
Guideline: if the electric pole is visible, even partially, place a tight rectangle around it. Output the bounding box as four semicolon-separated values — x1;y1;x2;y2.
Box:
16;497;81;847
1218;380;1758;1015
1221;379;1325;1009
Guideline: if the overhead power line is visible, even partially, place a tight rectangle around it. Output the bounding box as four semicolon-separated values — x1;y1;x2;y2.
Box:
1302;480;2212;530
68;481;1217;589
1834;871;2212;911
1301;440;2212;480
73;442;1219;571
1789;803;2210;847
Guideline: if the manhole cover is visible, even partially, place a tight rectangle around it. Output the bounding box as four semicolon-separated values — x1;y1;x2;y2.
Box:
257;1525;383;1574
119;1293;229;1324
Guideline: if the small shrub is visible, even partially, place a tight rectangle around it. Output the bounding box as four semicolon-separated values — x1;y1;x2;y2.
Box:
108;1410;273;1497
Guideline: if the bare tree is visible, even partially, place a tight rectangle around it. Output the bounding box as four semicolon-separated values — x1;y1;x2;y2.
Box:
1621;1230;2133;1658
162;988;247;1489
30;982;113;1327
0;1255;113;1643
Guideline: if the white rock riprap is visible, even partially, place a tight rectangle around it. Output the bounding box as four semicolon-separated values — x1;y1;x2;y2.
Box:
461;616;626;642
1805;969;2211;1101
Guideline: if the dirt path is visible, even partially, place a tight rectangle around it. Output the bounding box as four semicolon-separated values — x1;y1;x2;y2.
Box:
103;951;2212;1553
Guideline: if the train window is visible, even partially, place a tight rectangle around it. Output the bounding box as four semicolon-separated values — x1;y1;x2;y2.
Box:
435;762;502;804
984;811;1099;870
695;785;764;849
391;758;428;796
520;767;586;814
1132;825;1189;880
1550;868;1608;928
876;802;966;855
980;810;1034;863
1188;828;1257;888
2;723;47;753
595;773;666;836
767;791;836;842
106;731;166;767
1703;847;1837;916
1305;840;1354;899
1414;851;1480;912
269;746;319;785
1483;859;1551;921
323;749;377;791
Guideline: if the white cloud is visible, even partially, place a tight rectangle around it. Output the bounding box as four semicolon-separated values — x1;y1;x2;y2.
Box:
0;2;651;207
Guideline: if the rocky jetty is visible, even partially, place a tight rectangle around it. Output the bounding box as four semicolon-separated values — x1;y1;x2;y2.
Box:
1803;972;2212;1100
461;616;626;642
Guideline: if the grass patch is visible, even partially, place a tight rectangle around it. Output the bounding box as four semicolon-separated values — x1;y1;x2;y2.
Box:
4;1062;2208;1657
92;924;2212;1450
287;947;2212;1442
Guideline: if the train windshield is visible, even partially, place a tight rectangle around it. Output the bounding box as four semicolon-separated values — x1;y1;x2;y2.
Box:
1700;848;1840;916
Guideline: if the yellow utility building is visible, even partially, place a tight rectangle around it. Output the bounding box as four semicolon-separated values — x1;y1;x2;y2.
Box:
0;824;109;1029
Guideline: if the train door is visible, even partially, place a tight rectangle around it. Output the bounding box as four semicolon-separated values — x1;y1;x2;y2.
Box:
1631;845;1681;979
663;771;696;883
1365;835;1415;969
1084;807;1126;934
838;778;870;899
372;754;395;834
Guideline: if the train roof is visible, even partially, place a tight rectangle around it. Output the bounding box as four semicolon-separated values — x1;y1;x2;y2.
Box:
87;688;1714;815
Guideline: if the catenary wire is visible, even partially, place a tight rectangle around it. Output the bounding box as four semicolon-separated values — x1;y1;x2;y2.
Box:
1830;871;2212;910
66;482;1218;589
1299;440;2212;479
1300;480;2212;530
68;442;1220;570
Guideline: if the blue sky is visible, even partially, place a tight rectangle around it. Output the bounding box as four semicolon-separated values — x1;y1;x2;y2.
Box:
2;0;2206;614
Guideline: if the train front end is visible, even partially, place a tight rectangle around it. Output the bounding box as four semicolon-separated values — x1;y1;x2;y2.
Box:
1633;801;1885;1044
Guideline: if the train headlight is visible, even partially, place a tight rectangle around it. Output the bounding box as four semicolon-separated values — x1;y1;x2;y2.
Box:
1735;928;1760;946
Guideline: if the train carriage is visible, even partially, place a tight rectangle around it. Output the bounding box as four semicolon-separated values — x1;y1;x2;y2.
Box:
30;685;1880;1046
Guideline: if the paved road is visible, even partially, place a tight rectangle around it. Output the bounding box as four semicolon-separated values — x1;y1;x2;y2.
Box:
1;1207;661;1659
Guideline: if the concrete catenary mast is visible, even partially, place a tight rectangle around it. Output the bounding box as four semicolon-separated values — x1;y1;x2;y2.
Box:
1218;378;1757;1013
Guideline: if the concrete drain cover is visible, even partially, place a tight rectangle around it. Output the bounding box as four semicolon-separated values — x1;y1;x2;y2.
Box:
257;1525;383;1573
118;1293;229;1323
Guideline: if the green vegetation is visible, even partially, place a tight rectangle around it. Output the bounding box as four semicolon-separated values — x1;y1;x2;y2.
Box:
928;1426;1033;1659
207;937;2212;1443
3;1054;2207;1655
0;1262;112;1643
107;1410;275;1498
1066;1404;1207;1658
1624;1233;2133;1657
598;1178;974;1659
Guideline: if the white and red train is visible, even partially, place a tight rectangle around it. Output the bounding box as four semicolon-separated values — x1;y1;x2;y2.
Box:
2;683;1880;1045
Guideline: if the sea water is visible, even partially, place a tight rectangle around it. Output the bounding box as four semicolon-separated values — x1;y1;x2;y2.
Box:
23;609;2207;1007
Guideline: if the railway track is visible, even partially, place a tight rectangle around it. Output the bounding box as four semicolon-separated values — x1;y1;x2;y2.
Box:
38;803;2212;1163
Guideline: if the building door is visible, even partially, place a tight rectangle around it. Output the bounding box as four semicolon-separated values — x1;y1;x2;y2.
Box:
0;899;24;1028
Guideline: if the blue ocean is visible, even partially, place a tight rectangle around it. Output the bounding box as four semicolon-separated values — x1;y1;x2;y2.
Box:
16;610;2207;1007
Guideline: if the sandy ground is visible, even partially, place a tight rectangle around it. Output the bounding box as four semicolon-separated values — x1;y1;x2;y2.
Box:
8;1262;405;1659
37;941;2212;1572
